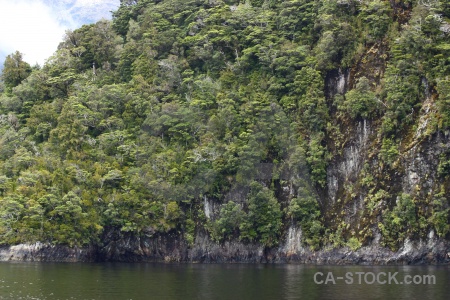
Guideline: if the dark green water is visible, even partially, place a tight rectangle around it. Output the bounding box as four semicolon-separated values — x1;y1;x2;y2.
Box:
0;262;448;300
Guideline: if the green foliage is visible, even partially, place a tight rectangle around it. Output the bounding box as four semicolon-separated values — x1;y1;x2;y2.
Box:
287;192;324;250
346;237;362;251
437;150;450;177
0;0;449;251
240;182;282;247
437;80;450;127
0;192;101;246
210;201;245;242
49;192;92;246
1;51;32;91
340;77;379;119
278;0;317;42
378;2;450;135
364;189;388;213
0;195;25;243
359;0;392;42
428;189;449;238
379;138;399;167
49;100;88;157
326;224;345;249
306;134;328;187
294;67;328;131
379;193;418;251
314;0;358;70
184;218;196;246
111;0;137;38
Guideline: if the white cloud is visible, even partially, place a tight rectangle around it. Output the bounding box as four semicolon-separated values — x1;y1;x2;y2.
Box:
0;0;67;66
0;0;120;67
69;0;119;22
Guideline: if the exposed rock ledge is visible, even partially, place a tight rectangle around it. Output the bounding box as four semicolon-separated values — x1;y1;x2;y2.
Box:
0;231;449;264
0;242;97;262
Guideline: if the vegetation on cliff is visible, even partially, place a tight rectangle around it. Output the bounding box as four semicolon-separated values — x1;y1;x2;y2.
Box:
0;0;449;251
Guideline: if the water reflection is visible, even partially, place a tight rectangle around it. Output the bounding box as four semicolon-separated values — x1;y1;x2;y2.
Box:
0;262;448;299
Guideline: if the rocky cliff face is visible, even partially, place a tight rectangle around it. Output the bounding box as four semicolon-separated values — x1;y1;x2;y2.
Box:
1;230;448;264
2;65;449;264
2;0;449;262
0;242;95;262
317;61;450;257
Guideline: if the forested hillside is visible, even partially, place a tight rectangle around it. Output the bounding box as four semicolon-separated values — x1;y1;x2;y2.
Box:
0;0;449;260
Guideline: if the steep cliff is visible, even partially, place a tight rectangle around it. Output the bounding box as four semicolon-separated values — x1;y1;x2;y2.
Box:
0;0;449;263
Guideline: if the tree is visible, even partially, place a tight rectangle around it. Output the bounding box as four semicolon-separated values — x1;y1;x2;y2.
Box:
278;0;317;42
0;195;25;243
112;0;139;38
288;194;324;249
211;201;245;242
340;77;379;119
49;191;95;246
360;0;392;42
379;193;418;250
240;182;282;247
49;99;88;157
1;51;32;91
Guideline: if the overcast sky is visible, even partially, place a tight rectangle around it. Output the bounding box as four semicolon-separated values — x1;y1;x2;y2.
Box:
0;0;119;66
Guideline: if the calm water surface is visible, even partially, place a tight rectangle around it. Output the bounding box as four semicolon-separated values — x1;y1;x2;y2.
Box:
0;262;448;299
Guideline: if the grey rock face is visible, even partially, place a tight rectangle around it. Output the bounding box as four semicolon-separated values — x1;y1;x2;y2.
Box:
0;242;96;262
1;230;448;264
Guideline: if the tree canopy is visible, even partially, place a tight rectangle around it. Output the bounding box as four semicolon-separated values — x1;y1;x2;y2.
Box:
0;0;449;251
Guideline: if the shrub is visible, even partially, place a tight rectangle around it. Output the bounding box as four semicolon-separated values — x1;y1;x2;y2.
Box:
429;190;450;238
240;182;282;247
379;193;417;250
340;77;378;119
287;194;324;250
210;201;245;242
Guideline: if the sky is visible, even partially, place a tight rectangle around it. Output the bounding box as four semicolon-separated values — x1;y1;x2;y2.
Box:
0;0;120;67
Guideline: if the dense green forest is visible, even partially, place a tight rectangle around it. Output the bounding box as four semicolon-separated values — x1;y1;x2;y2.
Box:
0;0;449;252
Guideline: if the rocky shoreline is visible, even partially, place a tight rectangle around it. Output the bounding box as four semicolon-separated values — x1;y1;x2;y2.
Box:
1;230;448;264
